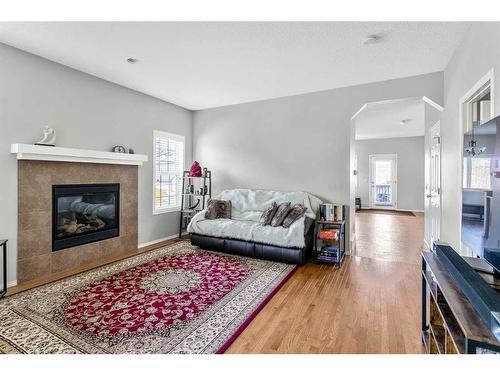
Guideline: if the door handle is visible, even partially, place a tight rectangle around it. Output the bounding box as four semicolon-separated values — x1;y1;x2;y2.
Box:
426;194;432;198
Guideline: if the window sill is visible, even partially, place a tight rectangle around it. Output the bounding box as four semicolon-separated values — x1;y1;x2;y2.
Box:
153;207;181;215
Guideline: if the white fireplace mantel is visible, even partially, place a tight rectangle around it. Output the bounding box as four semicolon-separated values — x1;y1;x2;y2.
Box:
11;144;148;166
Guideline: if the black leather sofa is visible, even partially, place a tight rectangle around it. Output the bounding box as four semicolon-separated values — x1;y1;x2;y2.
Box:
190;219;314;264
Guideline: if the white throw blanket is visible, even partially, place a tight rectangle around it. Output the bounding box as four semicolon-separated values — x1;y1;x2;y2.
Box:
188;189;322;248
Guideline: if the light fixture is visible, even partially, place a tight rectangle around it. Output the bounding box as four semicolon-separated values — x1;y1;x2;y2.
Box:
126;57;138;64
362;34;383;45
464;124;486;157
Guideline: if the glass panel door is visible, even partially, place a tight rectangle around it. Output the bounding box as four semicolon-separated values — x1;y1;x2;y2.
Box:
370;155;397;208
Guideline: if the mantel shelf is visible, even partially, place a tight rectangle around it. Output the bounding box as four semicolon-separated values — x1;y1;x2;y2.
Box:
11;144;148;166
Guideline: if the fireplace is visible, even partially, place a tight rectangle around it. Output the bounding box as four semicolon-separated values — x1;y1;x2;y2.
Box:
52;184;120;251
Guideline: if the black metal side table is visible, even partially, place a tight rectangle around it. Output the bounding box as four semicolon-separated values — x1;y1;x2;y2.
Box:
0;239;7;298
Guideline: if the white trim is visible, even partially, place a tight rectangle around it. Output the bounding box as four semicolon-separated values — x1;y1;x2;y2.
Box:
351;103;368;120
7;280;17;288
152;130;185;215
368;154;398;209
458;68;495;251
459;68;495;134
428;121;442;245
10;144;148;165
351;96;444;122
138;232;187;249
360;206;422;213
422;96;444;112
152;207;181;215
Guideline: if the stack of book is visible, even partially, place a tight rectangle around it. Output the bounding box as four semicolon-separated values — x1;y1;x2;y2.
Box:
316;228;340;263
317;245;339;263
319;203;344;222
318;229;338;240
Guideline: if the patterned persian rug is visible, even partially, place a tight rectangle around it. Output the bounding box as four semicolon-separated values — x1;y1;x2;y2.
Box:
0;242;295;354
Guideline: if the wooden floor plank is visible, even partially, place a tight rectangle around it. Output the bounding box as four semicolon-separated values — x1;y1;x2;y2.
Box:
6;211;424;354
225;210;425;353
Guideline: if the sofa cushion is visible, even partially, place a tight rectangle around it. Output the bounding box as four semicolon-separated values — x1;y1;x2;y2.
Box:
282;203;307;228
259;202;278;225
271;202;291;227
205;199;231;220
192;216;307;248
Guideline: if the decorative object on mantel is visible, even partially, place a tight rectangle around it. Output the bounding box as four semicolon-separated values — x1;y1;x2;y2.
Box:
35;126;57;147
128;148;135;154
0;239;7;298
11;144;148;166
189;161;202;177
111;145;127;153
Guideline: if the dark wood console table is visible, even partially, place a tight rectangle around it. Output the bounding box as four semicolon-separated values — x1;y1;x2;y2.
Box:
421;251;500;354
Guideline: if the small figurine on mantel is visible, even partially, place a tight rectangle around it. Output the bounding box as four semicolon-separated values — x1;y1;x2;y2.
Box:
35;126;57;147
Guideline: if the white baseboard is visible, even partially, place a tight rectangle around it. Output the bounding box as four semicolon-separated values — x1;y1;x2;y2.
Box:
138;232;187;249
7;280;17;288
360;206;423;213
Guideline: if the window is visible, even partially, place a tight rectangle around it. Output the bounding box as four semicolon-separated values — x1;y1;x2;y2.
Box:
153;130;185;214
463;157;491;190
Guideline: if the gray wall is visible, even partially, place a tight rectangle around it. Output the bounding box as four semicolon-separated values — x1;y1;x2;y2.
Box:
194;71;444;247
0;43;193;284
355;136;425;211
440;23;500;252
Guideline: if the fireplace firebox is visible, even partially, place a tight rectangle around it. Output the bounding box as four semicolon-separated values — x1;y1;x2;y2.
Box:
52;184;120;251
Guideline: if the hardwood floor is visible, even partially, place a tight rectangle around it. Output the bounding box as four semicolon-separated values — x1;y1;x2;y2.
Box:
225;210;425;353
355;211;424;266
6;211;425;354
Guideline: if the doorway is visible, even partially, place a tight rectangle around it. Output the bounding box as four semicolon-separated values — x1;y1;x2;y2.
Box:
369;154;398;209
428;121;441;246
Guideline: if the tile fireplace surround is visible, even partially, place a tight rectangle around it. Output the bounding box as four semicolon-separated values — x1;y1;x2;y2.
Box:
17;160;139;284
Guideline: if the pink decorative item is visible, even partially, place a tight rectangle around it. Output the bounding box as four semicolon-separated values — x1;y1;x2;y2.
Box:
189;161;203;177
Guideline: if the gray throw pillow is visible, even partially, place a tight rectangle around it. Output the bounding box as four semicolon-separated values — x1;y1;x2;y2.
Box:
282;203;307;228
270;202;291;227
260;202;278;226
205;199;231;220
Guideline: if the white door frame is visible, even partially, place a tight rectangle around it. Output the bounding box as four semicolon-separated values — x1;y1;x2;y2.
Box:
428;121;441;246
368;154;398;209
458;69;495;250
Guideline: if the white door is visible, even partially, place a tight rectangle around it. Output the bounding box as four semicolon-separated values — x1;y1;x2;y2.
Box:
369;154;398;209
429;122;441;246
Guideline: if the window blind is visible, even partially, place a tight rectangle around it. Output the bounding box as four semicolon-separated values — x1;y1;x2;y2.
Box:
153;131;184;213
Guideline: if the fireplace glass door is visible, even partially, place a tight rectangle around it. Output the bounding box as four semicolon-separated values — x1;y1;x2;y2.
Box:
52;184;120;251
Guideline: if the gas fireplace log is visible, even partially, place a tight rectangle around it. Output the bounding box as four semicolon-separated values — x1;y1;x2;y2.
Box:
69;201;115;220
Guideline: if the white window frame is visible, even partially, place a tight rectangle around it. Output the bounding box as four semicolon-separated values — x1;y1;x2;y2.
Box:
463;156;492;190
152;130;185;215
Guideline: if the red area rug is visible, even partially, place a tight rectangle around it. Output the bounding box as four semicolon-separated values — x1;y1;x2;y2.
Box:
0;242;295;354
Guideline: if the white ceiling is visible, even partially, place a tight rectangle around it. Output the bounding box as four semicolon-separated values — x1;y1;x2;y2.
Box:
0;22;470;110
354;98;425;140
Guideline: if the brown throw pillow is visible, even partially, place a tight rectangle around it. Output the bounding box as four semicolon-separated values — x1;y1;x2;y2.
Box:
205;199;231;220
282;204;307;228
270;202;291;227
260;202;278;226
